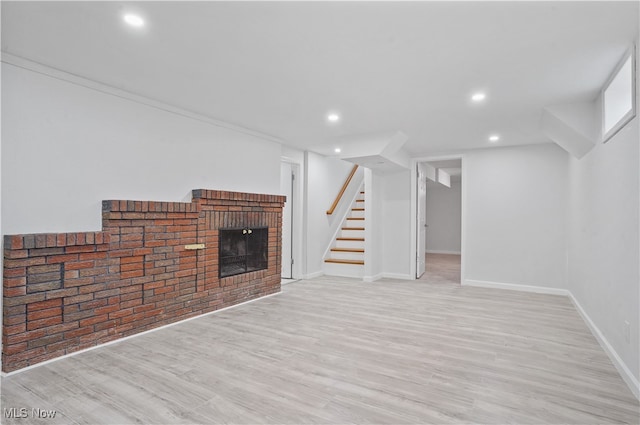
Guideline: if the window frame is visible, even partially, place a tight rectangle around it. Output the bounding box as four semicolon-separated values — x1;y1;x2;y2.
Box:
602;46;636;143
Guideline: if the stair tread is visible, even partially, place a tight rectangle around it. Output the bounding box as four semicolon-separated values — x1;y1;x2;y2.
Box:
347;217;365;220
342;227;365;230
337;237;365;241
324;259;365;265
352;208;365;211
331;248;365;252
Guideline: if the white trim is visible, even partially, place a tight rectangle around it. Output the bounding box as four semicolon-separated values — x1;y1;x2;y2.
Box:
280;159;303;280
363;273;383;282
410;154;465;282
426;250;461;255
1;53;287;145
382;273;414;280
460;156;468;286
601;45;637;143
303;271;324;279
0;290;282;377
569;293;640;400
462;279;570;296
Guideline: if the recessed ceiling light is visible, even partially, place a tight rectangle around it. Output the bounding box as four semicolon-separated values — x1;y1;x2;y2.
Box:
489;134;500;142
334;148;341;153
124;14;145;27
471;92;486;102
327;113;340;123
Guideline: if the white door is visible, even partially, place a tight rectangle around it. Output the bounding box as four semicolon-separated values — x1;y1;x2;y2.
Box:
417;163;427;278
280;162;294;278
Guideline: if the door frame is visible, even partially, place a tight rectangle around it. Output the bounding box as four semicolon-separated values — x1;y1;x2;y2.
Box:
281;157;302;280
416;163;428;278
409;154;466;282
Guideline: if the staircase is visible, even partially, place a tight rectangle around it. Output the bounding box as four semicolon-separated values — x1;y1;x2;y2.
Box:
323;187;365;278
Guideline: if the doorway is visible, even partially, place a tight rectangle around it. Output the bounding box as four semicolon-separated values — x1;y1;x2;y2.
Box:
280;161;299;281
416;159;462;284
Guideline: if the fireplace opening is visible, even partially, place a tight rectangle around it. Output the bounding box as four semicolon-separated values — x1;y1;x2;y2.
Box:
219;227;268;278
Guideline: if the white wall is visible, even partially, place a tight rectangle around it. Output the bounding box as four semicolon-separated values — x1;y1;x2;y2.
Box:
381;170;412;278
364;169;383;281
568;110;639;386
464;143;568;289
426;181;461;254
1;64;281;234
303;152;358;277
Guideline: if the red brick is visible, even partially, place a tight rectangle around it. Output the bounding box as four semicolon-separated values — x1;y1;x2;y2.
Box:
109;249;133;257
65;261;96;270
4;342;28;355
47;254;80;264
120;298;142;309
4;276;26;288
65;245;96;254
64;326;94;339
79;314;109;327
121;263;143;272
4;267;27;278
65;277;96;287
27;307;62;321
5;249;29;259
64;294;94;305
79;252;108;260
94;304;120;315
120;256;144;264
121;270;144;279
4;286;26;297
3;314;26;326
26;316;62;331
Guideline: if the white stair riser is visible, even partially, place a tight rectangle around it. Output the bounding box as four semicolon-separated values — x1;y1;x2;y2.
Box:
335;240;365;249
350;210;365;218
322;261;364;278
341;229;364;238
345;219;365;227
329;251;364;261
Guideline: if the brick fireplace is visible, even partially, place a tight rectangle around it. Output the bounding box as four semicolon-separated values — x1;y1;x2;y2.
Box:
2;190;285;372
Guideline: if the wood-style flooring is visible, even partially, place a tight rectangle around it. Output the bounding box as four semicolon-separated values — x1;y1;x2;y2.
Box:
1;274;638;424
421;253;461;284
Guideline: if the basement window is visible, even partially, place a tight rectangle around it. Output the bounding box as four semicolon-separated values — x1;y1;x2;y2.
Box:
602;47;636;142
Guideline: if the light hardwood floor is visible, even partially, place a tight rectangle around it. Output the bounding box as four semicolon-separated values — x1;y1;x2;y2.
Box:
1;276;638;424
421;253;461;284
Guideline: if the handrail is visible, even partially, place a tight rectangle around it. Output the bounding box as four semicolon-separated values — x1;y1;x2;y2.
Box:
326;164;359;215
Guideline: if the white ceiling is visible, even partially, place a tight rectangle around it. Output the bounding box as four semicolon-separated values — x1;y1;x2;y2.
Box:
2;1;638;157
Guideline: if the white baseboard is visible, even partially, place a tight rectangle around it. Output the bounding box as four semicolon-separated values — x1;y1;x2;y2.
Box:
382;273;414;280
463;279;570;296
1;290;282;377
569;293;640;400
363;273;384;282
426;250;461;255
302;271;324;279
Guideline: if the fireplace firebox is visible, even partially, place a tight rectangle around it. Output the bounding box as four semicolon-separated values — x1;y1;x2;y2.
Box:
219;227;268;278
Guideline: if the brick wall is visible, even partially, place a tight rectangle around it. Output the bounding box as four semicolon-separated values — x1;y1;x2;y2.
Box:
2;190;284;372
